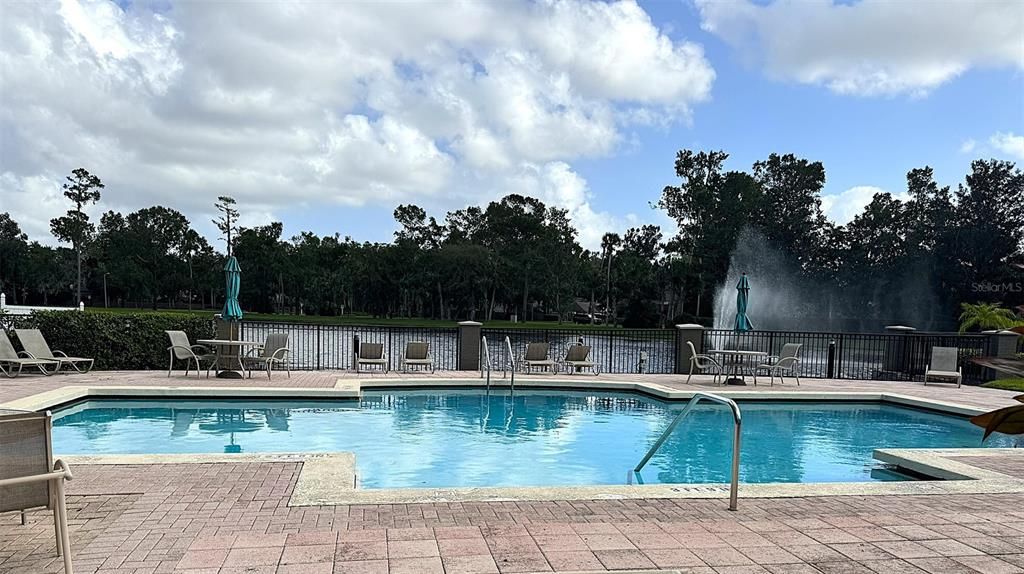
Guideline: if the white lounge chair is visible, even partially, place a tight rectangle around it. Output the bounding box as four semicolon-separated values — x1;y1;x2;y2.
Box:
563;344;599;375
14;329;94;373
686;340;722;385
356;341;388;373
0;410;75;574
399;341;434;373
523;342;557;374
0;331;58;378
924;346;962;388
243;333;290;379
165;331;215;378
754;343;802;386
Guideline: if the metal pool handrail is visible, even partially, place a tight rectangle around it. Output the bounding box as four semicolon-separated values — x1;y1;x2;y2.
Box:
632;391;742;511
480;336;492;389
504;336;516;392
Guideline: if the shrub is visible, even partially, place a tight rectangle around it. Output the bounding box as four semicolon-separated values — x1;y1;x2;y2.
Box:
10;311;214;370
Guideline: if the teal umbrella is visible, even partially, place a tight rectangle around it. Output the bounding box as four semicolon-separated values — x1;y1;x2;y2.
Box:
222;256;243;322
734;273;753;332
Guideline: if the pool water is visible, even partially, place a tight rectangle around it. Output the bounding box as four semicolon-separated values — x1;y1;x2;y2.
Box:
52;390;1013;488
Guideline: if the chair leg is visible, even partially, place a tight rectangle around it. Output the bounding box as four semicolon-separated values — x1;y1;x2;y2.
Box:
686;361;693;385
54;479;73;574
167;353;173;377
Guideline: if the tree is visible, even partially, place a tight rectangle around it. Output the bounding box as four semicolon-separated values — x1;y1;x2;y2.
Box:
751;153;828;269
213;196;239;256
0;213;28;303
958;302;1022;333
50;168;104;304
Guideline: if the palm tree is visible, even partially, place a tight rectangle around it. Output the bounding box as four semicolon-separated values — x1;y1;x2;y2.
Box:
958;302;1022;333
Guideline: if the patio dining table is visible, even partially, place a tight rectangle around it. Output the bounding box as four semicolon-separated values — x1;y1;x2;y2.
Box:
709;349;768;386
197;339;263;379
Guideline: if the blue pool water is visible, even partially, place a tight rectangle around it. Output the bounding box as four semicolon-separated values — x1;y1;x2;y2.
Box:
52;390;1013;488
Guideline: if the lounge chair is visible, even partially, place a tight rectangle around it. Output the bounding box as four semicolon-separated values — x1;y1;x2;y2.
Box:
14;329;94;374
0;410;75;574
0;331;58;378
356;341;388;373
754;343;802;386
400;341;433;373
924;346;961;388
686;341;722;385
165;331;215;378
243;333;290;379
563;344;599;375
523;342;557;374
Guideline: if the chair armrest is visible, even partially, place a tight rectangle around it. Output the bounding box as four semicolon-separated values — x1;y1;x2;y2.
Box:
18;350;36;359
270;347;289;361
167;345;197;357
52;350;70;358
190;344;212;355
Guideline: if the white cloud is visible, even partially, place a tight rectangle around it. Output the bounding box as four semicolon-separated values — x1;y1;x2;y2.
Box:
821;186;910;225
960;139;978;154
990;132;1024;161
697;0;1024;96
0;0;714;246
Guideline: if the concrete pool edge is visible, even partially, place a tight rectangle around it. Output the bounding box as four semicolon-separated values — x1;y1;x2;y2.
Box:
15;377;1023;506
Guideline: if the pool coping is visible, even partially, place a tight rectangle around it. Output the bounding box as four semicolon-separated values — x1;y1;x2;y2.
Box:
12;377;1024;507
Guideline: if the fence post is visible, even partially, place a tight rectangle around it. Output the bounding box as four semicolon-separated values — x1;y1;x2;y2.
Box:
675;324;705;375
827;340;836;379
316;324;321;370
352;334;359;371
457;321;482;371
0;292;5;310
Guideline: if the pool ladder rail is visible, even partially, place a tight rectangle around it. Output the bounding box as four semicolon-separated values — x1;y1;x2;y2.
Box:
630;391;742;511
479;336;516;392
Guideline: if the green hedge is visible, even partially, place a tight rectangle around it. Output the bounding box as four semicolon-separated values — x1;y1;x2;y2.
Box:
7;311;214;370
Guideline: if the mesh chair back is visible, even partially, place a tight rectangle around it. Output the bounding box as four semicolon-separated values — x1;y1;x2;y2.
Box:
565;345;591;362
779;343;802;360
931;346;958;372
405;341;429;361
0;331;20;361
262;333;289;359
14;329;53;359
360;342;384;360
525;342;550;361
166;331;194;360
0;411;53;513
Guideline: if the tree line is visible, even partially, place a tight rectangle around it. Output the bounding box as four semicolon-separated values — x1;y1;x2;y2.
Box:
0;152;1021;329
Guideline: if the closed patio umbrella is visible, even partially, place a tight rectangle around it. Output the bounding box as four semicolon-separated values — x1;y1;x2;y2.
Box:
734;273;753;332
222;256;243;324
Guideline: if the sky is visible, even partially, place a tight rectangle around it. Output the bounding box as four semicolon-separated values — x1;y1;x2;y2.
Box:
1;0;1022;251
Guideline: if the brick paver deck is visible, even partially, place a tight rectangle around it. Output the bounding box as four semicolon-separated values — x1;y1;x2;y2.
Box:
2;370;1023;573
2;458;1023;574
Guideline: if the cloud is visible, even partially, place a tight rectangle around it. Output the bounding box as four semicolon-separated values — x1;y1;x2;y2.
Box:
821;186;910;225
0;0;714;247
960;139;978;154
990;132;1024;161
697;0;1024;96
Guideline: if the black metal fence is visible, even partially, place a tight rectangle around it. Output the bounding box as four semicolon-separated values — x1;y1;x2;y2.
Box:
703;329;993;383
482;327;676;374
237;319;1010;383
239;321;460;370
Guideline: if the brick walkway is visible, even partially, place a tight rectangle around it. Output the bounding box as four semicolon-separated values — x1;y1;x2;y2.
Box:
2;459;1024;574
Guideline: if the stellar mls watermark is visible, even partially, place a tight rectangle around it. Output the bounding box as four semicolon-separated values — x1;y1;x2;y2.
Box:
972;281;1023;293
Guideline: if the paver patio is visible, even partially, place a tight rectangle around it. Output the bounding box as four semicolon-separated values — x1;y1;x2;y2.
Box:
2;370;1023;573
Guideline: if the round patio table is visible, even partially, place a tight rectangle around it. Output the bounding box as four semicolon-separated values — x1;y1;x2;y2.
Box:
709;349;768;386
197;339;263;379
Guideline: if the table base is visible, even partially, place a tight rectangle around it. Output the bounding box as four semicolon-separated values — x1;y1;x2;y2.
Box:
215;370;244;379
724;377;747;386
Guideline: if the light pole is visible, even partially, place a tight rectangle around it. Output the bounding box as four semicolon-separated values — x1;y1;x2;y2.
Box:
103;272;109;308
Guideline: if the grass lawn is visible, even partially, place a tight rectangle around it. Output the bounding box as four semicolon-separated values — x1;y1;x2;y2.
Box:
86;307;644;330
981;378;1024;392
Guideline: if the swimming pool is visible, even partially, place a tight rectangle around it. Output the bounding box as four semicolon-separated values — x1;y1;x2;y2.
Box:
52;389;1012;488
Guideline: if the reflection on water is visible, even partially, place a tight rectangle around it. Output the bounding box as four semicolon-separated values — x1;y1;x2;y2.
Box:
53;391;1013;488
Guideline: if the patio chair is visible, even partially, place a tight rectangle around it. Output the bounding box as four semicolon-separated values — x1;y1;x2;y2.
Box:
924;346;961;388
0;331;58;378
243;333;290;379
14;329;94;374
0;410;74;574
754;343;802;386
686;341;722;385
563;344;599;375
399;341;434;373
523;342;557;374
165;331;215;378
356;341;388;373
